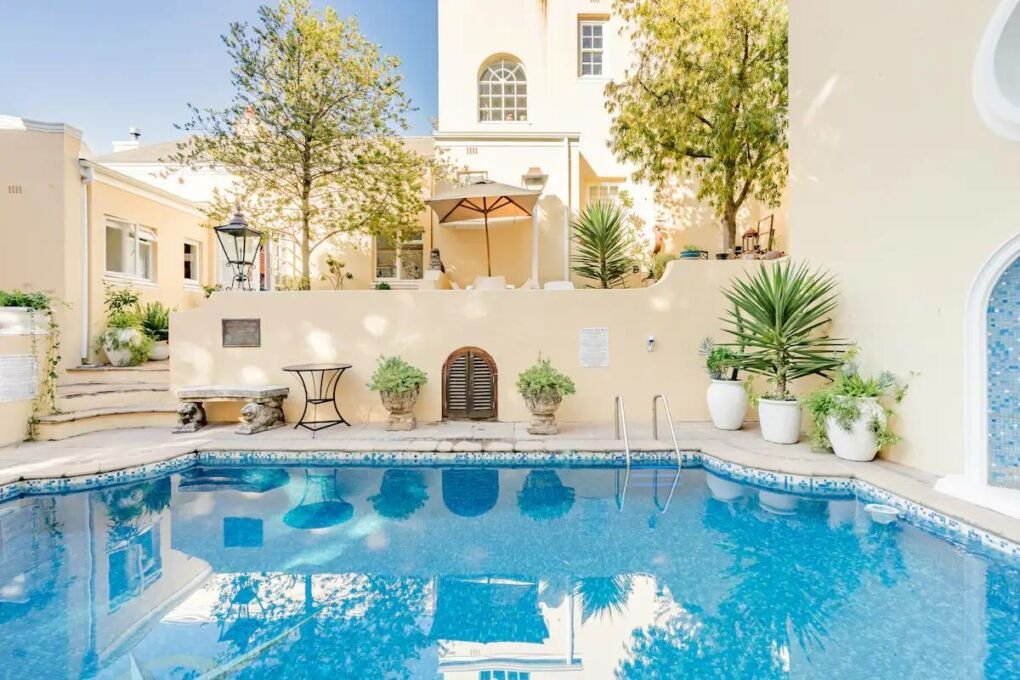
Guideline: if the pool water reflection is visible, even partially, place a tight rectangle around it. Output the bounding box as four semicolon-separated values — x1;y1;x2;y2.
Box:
0;465;1017;679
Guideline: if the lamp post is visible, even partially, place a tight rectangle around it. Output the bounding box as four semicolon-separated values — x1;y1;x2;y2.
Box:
215;212;263;290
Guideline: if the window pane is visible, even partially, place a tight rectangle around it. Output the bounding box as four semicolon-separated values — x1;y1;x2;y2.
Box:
106;224;126;274
375;234;397;279
138;240;154;280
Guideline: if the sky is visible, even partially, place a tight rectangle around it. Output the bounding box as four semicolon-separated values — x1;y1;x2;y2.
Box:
0;0;438;154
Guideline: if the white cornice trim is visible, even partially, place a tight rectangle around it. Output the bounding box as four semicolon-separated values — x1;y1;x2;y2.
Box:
80;160;205;217
434;130;581;143
0;114;83;139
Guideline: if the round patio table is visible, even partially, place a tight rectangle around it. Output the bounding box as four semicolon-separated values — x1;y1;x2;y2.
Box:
282;363;353;432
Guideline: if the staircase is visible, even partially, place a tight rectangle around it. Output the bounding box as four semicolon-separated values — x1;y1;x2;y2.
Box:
34;364;177;440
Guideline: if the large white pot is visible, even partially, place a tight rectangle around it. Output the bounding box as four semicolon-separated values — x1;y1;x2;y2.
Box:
758;398;802;444
149;340;170;361
103;328;144;367
827;397;886;462
706;380;748;430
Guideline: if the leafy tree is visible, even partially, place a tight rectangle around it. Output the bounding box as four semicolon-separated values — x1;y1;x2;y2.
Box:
606;0;788;252
570;201;637;288
171;0;429;289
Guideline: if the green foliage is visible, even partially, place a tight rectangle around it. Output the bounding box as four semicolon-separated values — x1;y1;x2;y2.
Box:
571;201;637;288
721;261;848;400
202;284;223;298
136;302;171;342
516;357;576;401
682;244;703;254
173;0;432;289
367;356;428;394
103;284;140;316
649;252;678;281
374;281;392;290
803;352;910;452
320;254;355;290
606;0;788;251
2;290;64;438
106;311;141;330
699;338;739;380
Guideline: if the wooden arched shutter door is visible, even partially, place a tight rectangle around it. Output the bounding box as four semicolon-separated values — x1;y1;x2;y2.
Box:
443;347;497;420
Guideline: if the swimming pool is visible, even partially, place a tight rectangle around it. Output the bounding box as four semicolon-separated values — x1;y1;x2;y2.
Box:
0;462;1016;679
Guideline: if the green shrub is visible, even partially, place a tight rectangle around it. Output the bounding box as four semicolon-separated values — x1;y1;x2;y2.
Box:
367;356;428;394
517;357;576;401
137;302;171;342
699;338;740;380
0;289;52;310
682;244;702;253
374;281;392;291
104;284;140;315
107;311;141;330
802;351;910;452
649;253;678;281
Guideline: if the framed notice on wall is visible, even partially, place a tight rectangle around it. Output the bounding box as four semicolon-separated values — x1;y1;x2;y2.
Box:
579;327;610;368
222;319;261;348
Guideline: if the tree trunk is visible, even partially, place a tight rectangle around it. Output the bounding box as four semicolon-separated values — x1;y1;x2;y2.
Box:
300;182;312;290
720;204;737;253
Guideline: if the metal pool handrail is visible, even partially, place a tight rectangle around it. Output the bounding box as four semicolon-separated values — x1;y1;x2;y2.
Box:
614;395;632;510
652;394;683;513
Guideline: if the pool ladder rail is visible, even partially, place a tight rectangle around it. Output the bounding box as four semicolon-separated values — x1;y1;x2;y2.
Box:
613;394;684;512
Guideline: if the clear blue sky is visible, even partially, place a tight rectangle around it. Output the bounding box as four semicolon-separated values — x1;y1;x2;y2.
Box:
0;1;438;154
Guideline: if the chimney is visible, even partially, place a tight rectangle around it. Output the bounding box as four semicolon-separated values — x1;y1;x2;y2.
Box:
112;127;142;153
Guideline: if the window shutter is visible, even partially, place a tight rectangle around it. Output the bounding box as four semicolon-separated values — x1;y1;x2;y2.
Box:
468;353;494;419
446;354;469;418
444;348;497;420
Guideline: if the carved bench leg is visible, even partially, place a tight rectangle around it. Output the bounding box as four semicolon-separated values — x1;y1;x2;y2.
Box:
175;401;207;433
237;397;286;435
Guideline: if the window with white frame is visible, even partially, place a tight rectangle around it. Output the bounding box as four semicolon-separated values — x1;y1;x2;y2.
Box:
183;241;201;285
375;231;424;281
106;218;157;281
479;59;528;122
579;20;606;77
588;183;622;206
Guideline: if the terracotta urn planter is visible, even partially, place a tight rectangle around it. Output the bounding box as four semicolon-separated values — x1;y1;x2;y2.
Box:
525;394;562;435
380;388;419;431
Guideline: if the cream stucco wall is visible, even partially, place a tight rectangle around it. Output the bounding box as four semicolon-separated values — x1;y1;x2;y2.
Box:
171;261;754;426
789;0;1019;476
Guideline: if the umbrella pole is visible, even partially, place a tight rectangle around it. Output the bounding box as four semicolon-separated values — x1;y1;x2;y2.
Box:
484;211;492;276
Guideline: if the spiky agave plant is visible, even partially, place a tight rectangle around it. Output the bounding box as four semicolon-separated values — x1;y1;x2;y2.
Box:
570;200;636;288
720;261;848;400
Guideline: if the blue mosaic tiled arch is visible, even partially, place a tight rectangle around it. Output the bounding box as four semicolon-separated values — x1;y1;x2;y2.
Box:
987;255;1020;489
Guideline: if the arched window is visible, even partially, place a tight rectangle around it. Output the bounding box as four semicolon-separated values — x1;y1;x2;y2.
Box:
443;347;497;420
479;59;528;122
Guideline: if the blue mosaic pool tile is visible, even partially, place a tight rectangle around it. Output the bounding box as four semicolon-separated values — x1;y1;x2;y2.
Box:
987;258;1020;490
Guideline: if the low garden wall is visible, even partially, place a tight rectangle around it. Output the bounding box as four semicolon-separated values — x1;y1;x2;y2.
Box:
0;309;50;446
171;261;758;427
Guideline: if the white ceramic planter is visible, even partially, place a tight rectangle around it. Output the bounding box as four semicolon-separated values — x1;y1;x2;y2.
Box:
0;307;49;336
149;340;170;361
706;380;748;430
827;397;886;462
705;472;745;503
103;328;144;367
758;398;802;444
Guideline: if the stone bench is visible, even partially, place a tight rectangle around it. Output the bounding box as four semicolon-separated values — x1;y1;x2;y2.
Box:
175;385;289;435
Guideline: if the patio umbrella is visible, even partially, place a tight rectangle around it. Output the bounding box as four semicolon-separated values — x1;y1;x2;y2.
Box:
426;180;541;277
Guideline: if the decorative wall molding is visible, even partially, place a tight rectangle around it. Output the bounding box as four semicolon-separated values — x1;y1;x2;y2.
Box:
974;0;1020;139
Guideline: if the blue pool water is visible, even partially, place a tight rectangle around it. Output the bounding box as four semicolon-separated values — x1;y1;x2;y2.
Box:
0;464;1017;679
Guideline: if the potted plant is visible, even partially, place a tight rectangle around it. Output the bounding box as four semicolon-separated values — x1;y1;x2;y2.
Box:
803;352;910;462
0;289;52;335
679;245;703;260
721;261;847;444
137;301;171;361
367;356;428;431
699;338;747;430
517;357;576;434
100;311;152;367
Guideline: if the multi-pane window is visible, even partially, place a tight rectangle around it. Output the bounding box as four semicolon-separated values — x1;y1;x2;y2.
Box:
479;59;528;122
183;241;201;284
106;218;157;281
579;21;605;76
588;183;622;206
375;231;424;281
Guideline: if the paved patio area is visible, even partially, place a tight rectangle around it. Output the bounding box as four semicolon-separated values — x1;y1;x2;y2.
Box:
0;420;1017;544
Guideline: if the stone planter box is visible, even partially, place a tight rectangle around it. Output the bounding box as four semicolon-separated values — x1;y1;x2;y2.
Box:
0;307;50;336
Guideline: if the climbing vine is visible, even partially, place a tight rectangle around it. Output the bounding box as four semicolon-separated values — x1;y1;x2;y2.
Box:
0;290;63;439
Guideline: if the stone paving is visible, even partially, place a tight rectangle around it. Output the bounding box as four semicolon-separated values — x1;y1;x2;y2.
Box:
0;420;1017;544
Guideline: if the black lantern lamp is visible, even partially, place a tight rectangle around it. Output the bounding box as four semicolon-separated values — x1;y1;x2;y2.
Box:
215;212;263;290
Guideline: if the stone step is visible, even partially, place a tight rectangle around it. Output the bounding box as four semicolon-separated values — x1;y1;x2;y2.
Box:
56;382;175;411
34;404;178;441
64;363;170;385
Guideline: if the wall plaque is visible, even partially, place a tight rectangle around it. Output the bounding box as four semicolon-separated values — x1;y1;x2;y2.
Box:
0;354;38;402
579;327;610;368
222;319;261;348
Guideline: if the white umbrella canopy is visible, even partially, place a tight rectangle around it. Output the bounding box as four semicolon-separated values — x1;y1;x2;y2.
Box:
426;180;541;277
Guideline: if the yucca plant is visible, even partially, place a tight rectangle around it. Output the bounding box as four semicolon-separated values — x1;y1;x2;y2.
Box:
571;201;636;288
721;261;848;400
